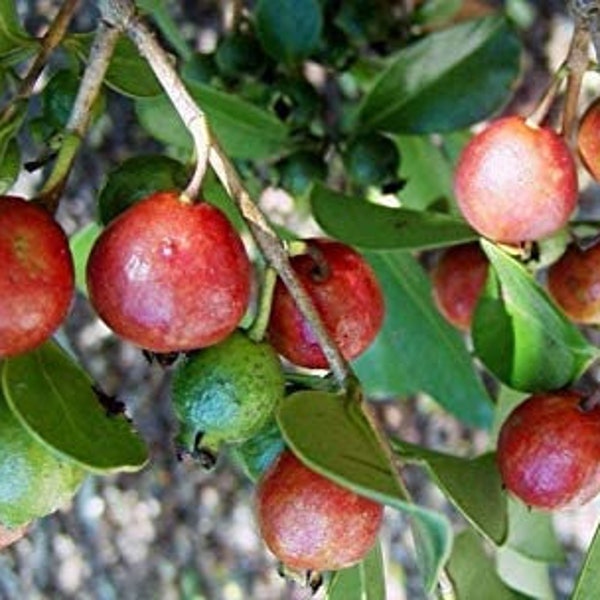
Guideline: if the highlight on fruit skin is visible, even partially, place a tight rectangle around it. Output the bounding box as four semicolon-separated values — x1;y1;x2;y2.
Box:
0;195;74;358
454;116;578;245
267;238;385;369
86;191;252;353
578;97;600;181
256;450;384;572
431;243;489;331
547;242;600;324
171;330;285;464
496;391;600;511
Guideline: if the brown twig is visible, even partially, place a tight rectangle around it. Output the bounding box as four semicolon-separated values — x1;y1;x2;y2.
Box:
0;0;81;125
98;0;351;389
95;1;457;596
561;23;592;144
37;20;120;213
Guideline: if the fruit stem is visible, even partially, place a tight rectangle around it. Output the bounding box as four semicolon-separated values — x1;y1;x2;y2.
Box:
101;0;353;390
525;61;568;128
561;23;592;145
101;0;210;202
0;0;81;127
247;266;277;343
37;19;120;213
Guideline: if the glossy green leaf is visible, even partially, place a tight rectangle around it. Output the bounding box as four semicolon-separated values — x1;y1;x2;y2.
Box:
447;530;531;600
135;80;288;159
0;1;36;64
311;184;477;250
353;251;493;428
69;221;103;295
572;523;600;600
255;0;322;64
277;391;452;595
0;139;20;194
359;16;521;133
2;341;149;473
392;440;507;544
473;240;599;392
64;34;161;97
327;541;386;600
503;499;564;563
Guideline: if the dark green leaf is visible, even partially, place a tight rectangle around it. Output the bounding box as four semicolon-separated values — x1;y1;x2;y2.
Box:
98;155;190;224
414;0;462;26
473;240;599;391
64;34;161;97
255;0;322;64
135;80;288;159
310;184;477;250
447;530;532;599
392;440;507;544
69;222;103;296
572;523;600;600
353;251;493;428
359;16;521;133
0;139;19;193
2;341;149;473
277;391;452;595
327;541;386;600
136;0;192;61
0;1;36;64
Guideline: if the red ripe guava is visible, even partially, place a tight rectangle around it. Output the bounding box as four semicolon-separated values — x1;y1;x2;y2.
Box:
454;116;578;244
497;391;600;510
86;191;252;352
256;450;384;572
431;243;488;331
267;239;384;369
0;196;74;358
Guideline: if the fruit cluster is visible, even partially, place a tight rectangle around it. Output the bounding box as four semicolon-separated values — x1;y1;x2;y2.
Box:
429;100;600;511
0;182;386;578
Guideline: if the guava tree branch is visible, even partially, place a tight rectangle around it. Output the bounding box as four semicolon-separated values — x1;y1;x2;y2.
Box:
0;0;81;125
93;4;456;596
38;19;119;213
97;0;351;389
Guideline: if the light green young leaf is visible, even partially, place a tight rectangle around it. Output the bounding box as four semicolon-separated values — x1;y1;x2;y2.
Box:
327;541;386;600
69;222;103;296
447;530;532;599
2;341;149;473
503;499;565;564
277;391;452;595
0;139;20;194
0;1;37;64
572;523;600;600
473;240;599;391
392;439;507;544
